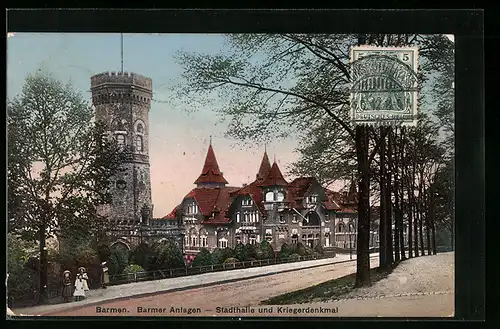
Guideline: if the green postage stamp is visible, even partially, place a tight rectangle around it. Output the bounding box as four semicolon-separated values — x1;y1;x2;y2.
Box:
350;46;419;126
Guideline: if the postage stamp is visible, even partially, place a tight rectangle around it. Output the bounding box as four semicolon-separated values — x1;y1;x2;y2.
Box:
350;46;419;126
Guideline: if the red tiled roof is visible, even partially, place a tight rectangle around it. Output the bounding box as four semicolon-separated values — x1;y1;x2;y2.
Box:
182;186;239;224
163;206;178;220
260;162;288;187
286;177;315;209
232;180;266;214
194;144;229;185
256;151;271;182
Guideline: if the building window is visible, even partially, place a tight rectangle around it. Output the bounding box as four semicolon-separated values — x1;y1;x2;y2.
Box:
277;192;285;202
218;238;228;249
191;236;198;247
337;224;345;233
187;203;198;215
250;235;257;245
279;215;286;224
265;191;274;202
291;234;298;244
244;211;249;222
136;123;144;133
200;235;207;247
236;212;240;223
292;214;298;223
242;198;253;206
184;235;189;247
135;135;143;152
307;195;318;204
116;134;125;150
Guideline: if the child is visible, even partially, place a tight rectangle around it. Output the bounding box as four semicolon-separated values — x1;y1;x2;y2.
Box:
61;270;73;303
73;267;88;301
101;262;109;289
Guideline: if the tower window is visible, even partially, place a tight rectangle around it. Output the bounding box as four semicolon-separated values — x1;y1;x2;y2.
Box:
116;134;125;150
135;135;143;152
265;191;274;202
277;192;285;202
136;123;144;133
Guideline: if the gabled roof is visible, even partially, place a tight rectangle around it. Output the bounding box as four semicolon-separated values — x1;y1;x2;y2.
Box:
260;161;288;187
194;144;229;185
231;181;266;214
286;177;316;208
163;206;178;220
182;186;240;224
256;151;271;182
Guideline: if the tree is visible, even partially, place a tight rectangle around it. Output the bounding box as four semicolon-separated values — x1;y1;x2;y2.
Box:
131;243;155;270
175;34;449;287
244;243;258;260
210;248;224;265
7;71;124;302
7;234;38;306
258;241;275;260
192;248;212;267
108;244;129;276
234;243;248;262
150;241;185;271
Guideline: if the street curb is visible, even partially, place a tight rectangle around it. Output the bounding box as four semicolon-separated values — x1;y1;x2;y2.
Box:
39;256;376;316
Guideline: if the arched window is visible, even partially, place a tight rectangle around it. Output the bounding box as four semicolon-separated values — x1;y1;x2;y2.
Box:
135;135;143;152
265;191;274;202
276;192;285;202
236;212;240;223
136;123;144;133
116;134;125;150
337;223;345;233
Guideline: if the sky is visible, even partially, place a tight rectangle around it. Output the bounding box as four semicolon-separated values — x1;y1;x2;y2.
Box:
7;33;454;217
7;33;300;218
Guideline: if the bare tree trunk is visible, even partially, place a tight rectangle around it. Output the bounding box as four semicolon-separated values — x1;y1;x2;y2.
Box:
430;190;437;255
386;127;394;265
398;128;406;260
406;134;414;258
38;221;48;304
412;155;419;257
378;126;388;269
355;125;371;287
418;172;426;256
392;128;400;263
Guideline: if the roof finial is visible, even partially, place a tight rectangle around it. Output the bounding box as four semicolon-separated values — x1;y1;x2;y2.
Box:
120;33;124;73
274;154;276;163
209;135;212;145
265;143;267;153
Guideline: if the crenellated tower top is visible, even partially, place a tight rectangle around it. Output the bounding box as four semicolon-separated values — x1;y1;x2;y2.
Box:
90;71;153;107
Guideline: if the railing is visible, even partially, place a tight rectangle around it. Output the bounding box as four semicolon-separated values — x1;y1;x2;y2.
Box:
108;253;335;286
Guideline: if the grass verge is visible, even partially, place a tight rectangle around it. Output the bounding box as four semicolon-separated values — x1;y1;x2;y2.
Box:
261;266;393;305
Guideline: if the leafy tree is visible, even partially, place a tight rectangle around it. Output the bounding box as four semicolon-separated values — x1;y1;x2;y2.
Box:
294;242;307;256
259;241;275;260
7;71;124;302
97;244;111;263
108;244;130;276
175;34;453;287
313;244;325;255
288;253;301;262
234;243;248;262
123;264;147;281
7;234;38;306
211;248;224;265
131;243;154;270
150;241;185;271
222;247;235;260
192;248;212;267
244;243;258;260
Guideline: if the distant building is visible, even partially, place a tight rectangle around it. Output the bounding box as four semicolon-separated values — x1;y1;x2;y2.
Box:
163;142;362;259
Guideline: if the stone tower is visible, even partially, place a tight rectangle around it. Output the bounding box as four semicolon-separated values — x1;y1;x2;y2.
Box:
90;71;153;226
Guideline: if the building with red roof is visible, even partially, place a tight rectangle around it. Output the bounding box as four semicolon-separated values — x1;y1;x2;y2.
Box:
162;141;361;257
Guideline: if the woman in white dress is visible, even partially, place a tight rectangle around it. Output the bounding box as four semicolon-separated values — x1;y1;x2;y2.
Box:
73;267;89;301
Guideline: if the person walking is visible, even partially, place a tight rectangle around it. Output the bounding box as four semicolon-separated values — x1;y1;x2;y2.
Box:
61;270;73;303
101;262;109;289
73;267;88;301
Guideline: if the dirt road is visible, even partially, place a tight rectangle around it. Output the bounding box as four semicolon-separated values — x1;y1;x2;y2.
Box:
43;258;379;317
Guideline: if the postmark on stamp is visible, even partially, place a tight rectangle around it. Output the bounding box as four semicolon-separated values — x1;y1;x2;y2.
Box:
350;46;419;126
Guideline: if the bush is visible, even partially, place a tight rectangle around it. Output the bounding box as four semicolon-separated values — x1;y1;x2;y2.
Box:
97;244;111;262
303;245;314;256
192;248;212;267
314;244;325;255
7;234;38;306
223;257;239;264
222;247;235;260
244;243;258;260
278;243;293;260
123;264;147;281
288;253;301;262
294;242;307;256
259;241;275;260
234;243;248;262
211;248;224;265
150;240;185;271
131;243;154;270
108;244;130;276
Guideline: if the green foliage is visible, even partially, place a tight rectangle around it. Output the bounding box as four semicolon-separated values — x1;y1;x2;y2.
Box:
222;247;235;260
192;248;212;267
243;243;258;261
97;244;111;262
259;241;275;260
293;242;307;256
234;243;248;262
124;264;145;274
278;242;294;260
313;244;325;255
108;244;130;276
210;248;224;265
59;240;100;271
131;243;154;270
223;257;239;264
7;234;38;306
150;241;185;271
303;245;314;256
288;253;301;262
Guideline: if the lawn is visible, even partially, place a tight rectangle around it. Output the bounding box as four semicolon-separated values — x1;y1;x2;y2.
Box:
261;266;393;305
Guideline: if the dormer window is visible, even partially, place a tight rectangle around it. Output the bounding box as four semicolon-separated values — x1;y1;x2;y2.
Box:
307;195;318;204
277;192;285;202
279;215;286;224
187;203;198;215
242;198;253;206
265;191;274;202
292;214;298;223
